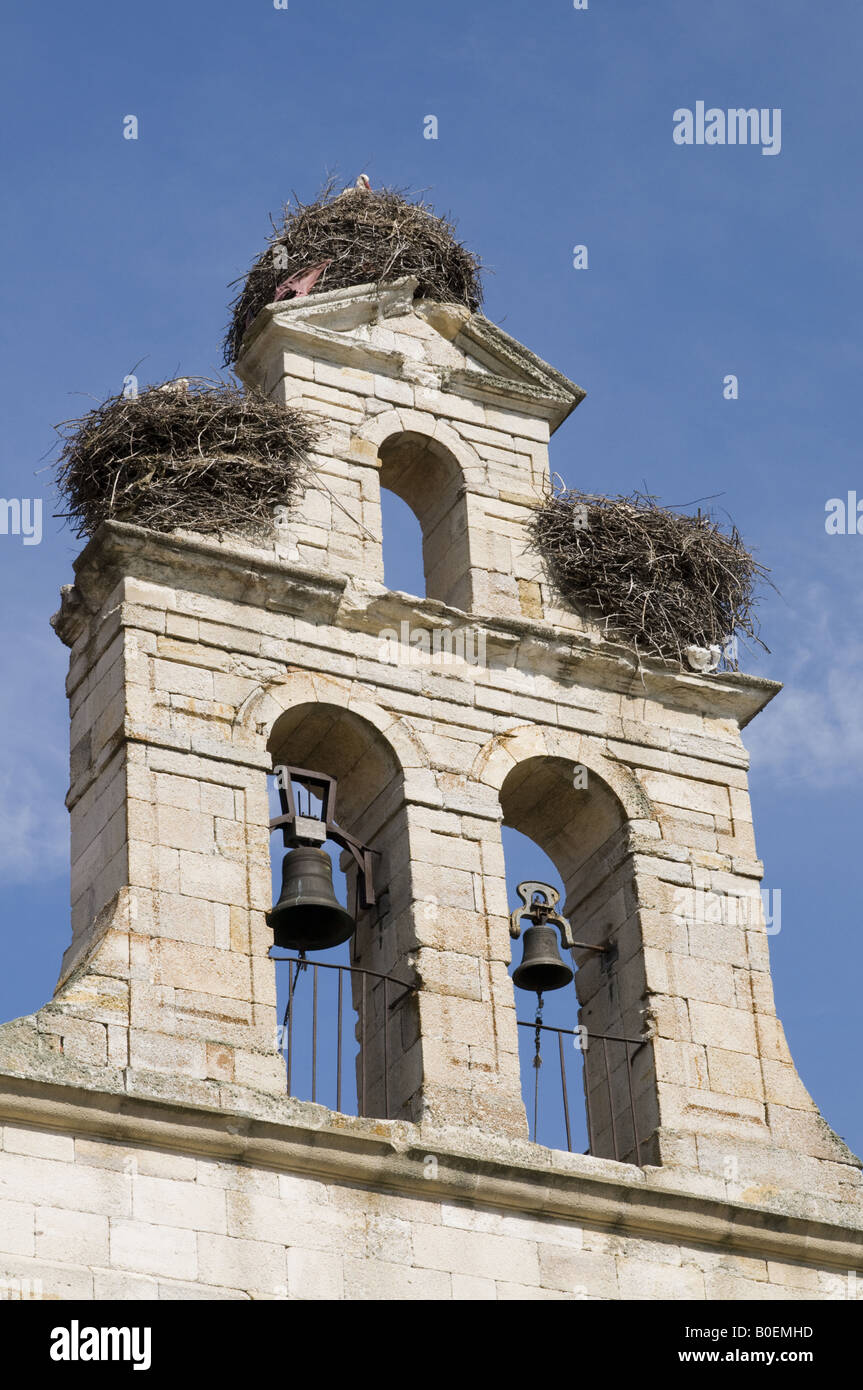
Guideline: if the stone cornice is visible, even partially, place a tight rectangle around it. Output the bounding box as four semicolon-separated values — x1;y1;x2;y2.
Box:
338;583;780;726
240;312;410;383
451;313;587;423
51;522;349;647
52;524;781;729
0;1069;860;1269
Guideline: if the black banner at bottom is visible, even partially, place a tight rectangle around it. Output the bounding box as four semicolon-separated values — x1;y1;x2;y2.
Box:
1;1297;859;1375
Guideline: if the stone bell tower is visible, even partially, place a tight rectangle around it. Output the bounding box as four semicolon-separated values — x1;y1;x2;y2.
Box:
0;270;861;1301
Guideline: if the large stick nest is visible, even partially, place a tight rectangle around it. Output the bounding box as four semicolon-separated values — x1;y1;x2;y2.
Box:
223;179;483;365
54;378;322;539
531;487;769;666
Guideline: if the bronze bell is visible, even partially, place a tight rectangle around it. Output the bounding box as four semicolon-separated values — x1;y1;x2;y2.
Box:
267;846;355;952
512;922;574;995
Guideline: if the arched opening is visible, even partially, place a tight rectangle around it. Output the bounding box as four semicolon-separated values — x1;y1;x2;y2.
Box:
266;702;416;1120
378;431;472;609
501;825;577;1151
380;488;425;595
500;756;655;1164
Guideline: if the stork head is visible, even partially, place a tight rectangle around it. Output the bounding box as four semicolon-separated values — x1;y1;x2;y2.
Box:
355;174;372;192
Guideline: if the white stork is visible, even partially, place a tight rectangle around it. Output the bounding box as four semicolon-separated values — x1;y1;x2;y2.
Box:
338;174;372;197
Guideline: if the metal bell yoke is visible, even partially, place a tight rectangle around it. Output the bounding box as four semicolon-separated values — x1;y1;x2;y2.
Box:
509;881;575;995
267;766;378;953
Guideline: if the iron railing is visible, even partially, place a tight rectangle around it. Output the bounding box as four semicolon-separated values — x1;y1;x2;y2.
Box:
274;954;647;1162
273;955;417;1120
517;1017;647;1164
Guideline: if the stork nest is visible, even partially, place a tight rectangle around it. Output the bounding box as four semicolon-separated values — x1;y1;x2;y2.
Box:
223;178;483;365
531;487;769;666
54;378;322;539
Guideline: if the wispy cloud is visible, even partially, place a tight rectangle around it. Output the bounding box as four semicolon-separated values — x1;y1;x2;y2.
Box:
747;579;863;789
0;627;68;883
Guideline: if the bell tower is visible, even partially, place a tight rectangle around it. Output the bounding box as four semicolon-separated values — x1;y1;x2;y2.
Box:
1;264;861;1303
27;268;858;1177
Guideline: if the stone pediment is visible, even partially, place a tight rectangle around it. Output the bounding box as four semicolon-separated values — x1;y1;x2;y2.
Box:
236;276;585;431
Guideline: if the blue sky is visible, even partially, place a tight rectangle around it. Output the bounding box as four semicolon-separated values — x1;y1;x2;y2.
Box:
1;0;861;1154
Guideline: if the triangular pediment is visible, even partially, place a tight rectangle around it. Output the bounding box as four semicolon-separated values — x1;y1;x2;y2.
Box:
237;276;585;430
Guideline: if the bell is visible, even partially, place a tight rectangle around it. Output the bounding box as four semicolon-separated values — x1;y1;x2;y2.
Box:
512;923;574;995
267;846;355;952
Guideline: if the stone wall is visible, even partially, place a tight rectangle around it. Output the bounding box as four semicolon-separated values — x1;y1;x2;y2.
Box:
1;279;860;1300
40;505;858;1198
0;1089;860;1301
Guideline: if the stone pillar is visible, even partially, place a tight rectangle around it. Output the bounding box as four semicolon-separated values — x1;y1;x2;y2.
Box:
49;537;284;1100
361;796;524;1135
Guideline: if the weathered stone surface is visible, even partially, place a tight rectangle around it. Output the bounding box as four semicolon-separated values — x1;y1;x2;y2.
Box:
1;279;852;1300
0;1093;858;1302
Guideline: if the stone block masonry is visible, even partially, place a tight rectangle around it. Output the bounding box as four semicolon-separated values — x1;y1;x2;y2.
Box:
0;1090;860;1301
0;277;860;1299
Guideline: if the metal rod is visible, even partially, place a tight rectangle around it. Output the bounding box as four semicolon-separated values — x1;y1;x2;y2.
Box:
583;1044;595;1155
558;1029;572;1153
515;1020;644;1045
286;960;294;1097
272;954;416;993
626;1039;642;1166
361;971;367;1118
384;976;389;1120
532;1005;542;1143
311;963;318;1104
603;1035;619;1162
533;1063;539;1143
336;966;343;1114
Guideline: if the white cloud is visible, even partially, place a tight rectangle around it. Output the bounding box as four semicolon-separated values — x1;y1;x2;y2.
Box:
0;627;69;883
746;580;863;789
0;767;68;882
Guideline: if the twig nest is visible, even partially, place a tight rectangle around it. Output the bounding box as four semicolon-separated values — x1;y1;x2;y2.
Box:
54;378;322;539
224;179;483;365
530;488;769;666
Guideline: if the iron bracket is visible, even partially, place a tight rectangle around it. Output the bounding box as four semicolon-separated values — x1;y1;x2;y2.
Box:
269;764;377;910
509;880;574;946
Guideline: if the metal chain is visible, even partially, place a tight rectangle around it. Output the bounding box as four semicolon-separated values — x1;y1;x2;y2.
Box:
532;992;544;1141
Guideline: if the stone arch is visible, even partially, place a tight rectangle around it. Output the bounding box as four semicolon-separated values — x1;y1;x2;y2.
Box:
477;726;659;1166
252;672;426;1123
266;694;408;846
238;669;427;787
354;411;484;610
471;724;655;826
355;409;482;477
